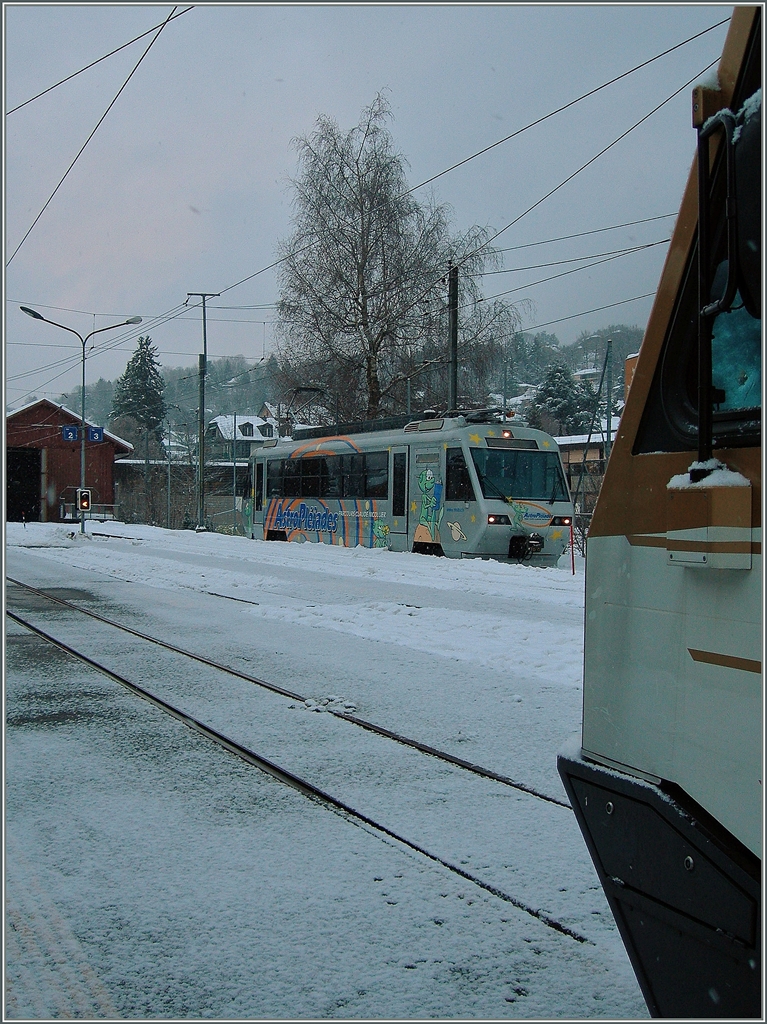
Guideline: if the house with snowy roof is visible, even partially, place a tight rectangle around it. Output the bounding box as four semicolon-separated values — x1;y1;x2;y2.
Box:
204;413;277;460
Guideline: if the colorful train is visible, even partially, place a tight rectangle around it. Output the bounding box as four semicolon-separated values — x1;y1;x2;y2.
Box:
247;412;574;565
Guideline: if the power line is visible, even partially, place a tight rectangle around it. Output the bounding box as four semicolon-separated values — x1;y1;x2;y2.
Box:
522;292;657;334
474;239;670;277
8;26;722;389
6;6;179;267
461;57;719;261
213;19;726;301
400;18;729;200
6;7;194;115
494;213;676;254
477;242;667;306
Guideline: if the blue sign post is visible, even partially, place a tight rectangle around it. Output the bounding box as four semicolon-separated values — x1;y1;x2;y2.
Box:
88;426;104;442
61;425;78;441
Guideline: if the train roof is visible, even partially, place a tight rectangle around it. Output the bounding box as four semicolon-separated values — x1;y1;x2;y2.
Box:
291;408;526;442
261;412;558;454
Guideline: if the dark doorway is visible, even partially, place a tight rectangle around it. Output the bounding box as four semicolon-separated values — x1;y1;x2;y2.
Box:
7;448;41;522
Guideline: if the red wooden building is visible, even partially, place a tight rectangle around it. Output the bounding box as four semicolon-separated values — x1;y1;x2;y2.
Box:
6;400;133;522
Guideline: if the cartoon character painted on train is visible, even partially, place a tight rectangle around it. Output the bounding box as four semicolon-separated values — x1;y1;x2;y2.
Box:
372;519;390;548
412;466;444;546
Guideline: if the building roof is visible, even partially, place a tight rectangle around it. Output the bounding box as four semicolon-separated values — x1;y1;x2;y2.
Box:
207;413;276;440
6;398;134;452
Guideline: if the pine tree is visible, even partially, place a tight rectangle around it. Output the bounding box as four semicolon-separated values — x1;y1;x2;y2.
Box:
529;362;592;436
111;336;166;440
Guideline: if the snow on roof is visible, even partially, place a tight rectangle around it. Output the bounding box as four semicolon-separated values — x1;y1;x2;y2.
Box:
208;414;268;440
556;416;620;446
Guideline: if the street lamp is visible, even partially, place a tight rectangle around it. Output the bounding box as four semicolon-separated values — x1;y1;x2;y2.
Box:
20;306;142;533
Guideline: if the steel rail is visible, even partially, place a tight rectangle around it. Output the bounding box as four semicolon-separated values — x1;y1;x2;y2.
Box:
7;607;588;945
6;576;571;809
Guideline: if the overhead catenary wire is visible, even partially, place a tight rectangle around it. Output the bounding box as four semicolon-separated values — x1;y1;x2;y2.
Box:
493;212;676;254
212;20;727;300
399;18;729;201
475;239;670;306
461;57;719;264
5;7;194;115
6;6;180;267
10;22;724;393
471;238;671;277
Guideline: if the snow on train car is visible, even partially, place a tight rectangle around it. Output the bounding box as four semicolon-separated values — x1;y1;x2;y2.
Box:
247;412;574;565
558;7;761;1018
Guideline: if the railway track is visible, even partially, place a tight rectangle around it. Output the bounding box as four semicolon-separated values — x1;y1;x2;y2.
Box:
6;576;570;810
7;602;588;946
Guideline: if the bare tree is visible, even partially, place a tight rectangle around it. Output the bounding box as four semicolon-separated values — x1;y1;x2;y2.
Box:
276;93;520;420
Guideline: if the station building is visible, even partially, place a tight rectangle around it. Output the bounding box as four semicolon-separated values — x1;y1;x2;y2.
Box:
5;399;133;522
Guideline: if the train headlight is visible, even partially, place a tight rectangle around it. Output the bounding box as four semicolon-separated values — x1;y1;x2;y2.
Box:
487;514;511;525
550;516;572;526
502;429;512;438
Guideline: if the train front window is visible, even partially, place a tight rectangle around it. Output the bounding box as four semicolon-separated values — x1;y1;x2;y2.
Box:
470;448;568;502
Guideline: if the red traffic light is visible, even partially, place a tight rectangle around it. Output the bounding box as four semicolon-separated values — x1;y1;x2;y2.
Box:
77;489;92;512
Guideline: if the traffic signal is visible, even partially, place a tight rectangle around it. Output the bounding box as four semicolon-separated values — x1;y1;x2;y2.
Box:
76;489;92;512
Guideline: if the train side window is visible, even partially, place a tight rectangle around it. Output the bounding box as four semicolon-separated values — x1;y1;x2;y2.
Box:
342;453;364;498
301;457;323;498
446;447;475;500
365;451;388;498
266;460;283;498
323;455;342;498
633;46;761;455
283;460;300;496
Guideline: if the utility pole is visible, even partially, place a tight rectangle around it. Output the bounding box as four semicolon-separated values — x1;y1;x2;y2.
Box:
605;336;613;464
187;292;219;528
448;262;458;411
232;412;237;535
603;330;622;464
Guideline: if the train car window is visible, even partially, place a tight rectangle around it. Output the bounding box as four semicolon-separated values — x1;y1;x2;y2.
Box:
266;460;283;498
392;452;406;516
323;455;342;498
282;459;301;496
342;453;365;498
301;457;324;498
364;451;388;498
446;447;475;500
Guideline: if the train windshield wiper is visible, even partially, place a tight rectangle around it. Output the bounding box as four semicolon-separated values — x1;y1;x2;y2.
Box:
477;469;511;503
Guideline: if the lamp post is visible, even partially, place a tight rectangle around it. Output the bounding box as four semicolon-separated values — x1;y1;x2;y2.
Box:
20;307;142;533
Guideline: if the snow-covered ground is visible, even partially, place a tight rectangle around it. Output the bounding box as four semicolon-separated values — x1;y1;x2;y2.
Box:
4;521;647;1019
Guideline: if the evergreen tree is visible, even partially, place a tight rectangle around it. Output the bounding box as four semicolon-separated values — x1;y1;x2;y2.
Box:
111;336;166;441
528;362;593;436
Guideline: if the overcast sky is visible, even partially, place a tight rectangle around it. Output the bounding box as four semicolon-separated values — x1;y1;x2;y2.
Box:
4;3;733;410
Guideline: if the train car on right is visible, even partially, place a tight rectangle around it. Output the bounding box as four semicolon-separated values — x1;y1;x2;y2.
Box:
558;7;762;1018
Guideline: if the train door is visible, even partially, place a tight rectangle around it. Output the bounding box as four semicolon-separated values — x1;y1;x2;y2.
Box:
251;458;266;538
388;446;408;550
410;448;445;554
